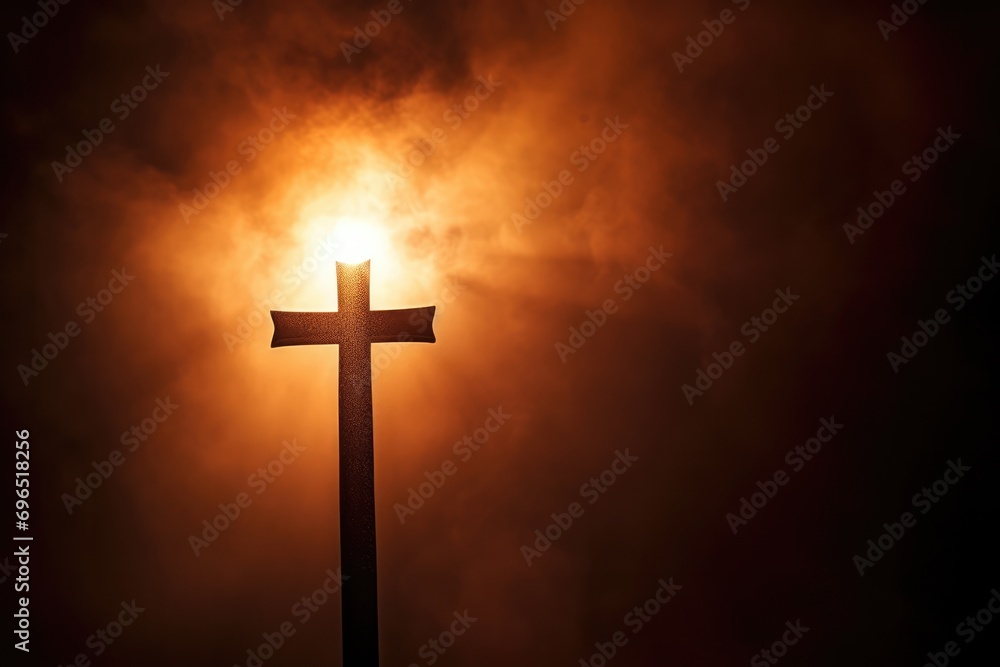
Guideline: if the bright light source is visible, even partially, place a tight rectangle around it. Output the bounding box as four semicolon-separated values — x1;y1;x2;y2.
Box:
310;216;390;264
291;208;407;304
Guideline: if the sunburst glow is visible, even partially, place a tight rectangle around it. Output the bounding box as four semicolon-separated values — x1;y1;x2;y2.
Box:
316;216;390;264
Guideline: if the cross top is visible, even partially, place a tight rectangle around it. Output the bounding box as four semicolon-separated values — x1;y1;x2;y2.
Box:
271;260;436;349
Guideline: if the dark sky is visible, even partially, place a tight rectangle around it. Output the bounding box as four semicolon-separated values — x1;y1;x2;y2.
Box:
2;0;999;665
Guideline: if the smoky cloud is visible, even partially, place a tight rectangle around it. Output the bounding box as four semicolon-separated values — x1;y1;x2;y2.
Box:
1;0;998;664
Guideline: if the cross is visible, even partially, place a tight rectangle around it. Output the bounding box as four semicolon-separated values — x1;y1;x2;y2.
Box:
270;260;435;666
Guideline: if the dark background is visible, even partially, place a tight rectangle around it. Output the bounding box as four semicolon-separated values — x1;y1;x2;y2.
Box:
1;0;998;665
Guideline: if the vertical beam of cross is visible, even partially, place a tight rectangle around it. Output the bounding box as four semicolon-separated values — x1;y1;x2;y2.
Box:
337;261;379;666
270;260;436;666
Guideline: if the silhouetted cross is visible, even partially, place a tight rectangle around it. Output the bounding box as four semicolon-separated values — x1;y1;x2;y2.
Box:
270;260;435;667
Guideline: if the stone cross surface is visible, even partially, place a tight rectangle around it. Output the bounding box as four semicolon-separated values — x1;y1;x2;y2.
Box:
270;260;435;667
